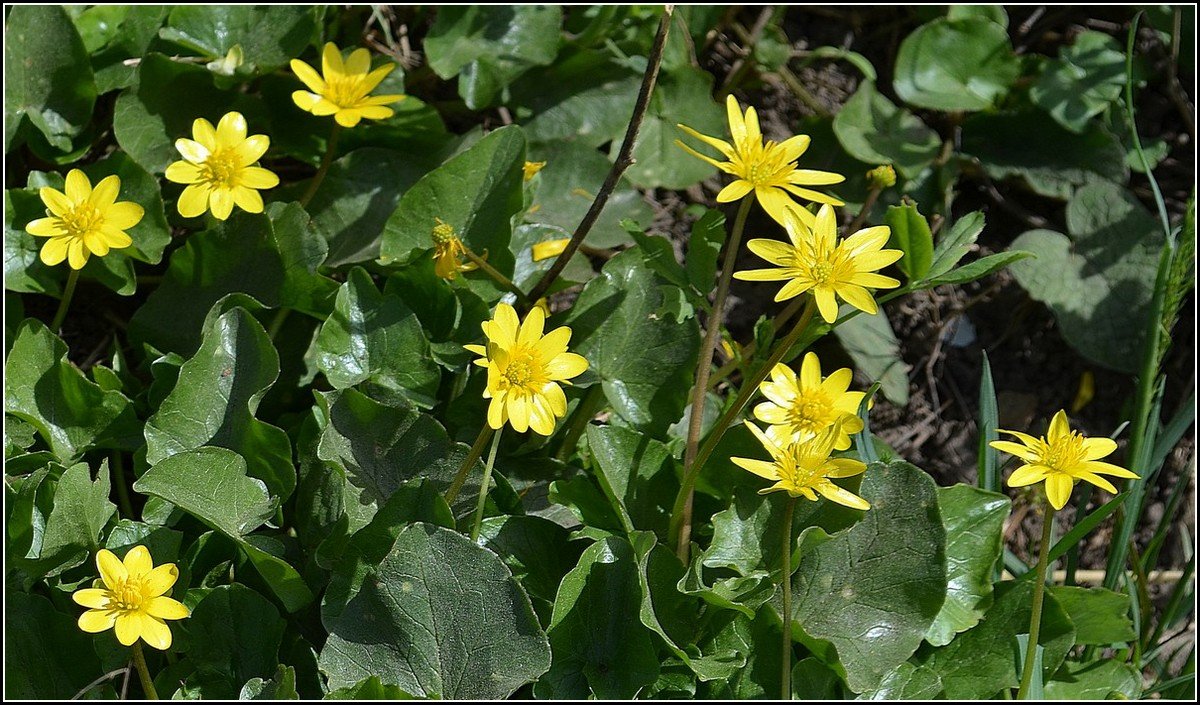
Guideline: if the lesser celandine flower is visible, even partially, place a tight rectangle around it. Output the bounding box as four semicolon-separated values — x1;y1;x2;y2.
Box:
73;546;189;650
26;169;143;270
431;218;477;280
531;238;570;262
755;353;865;450
676;95;845;226
465;303;588;435
992;410;1138;510
165;112;279;220
735;204;903;323
732;422;869;509
290;42;404;127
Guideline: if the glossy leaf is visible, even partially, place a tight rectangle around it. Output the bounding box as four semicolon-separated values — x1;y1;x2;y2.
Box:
894;17;1019;112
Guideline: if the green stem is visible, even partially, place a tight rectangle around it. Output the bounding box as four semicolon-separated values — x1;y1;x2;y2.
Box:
110;453;135;519
1017;503;1056;700
555;385;604;461
130;642;159;700
462;247;533;308
300;123;341;207
51;269;80;332
673;298;817;558
677;198;753;561
267;308;290;342
445;425;495;504
781;495;797;700
470;428;503;541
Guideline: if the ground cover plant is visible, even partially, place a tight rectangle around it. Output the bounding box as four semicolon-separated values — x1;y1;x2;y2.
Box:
4;4;1195;700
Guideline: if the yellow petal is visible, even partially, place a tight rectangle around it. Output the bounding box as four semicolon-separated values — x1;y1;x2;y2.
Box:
1076;471;1118;496
725;94;746;144
355;105;394;121
175;138;210;163
123;546;153;577
491;303;520;348
361;63;395;92
78;609;117;633
1007;463;1050;487
239;166;280;189
138;616;173;650
532;238;570;262
1082;437;1118;461
104;202;145;230
734;267;792;282
65;169;92;202
815;480;870;510
990;440;1040;462
113;612;140;646
216;111;248;146
85;232;110;257
716;180;754;203
546;352;588;381
292;90;324;113
517;305;546;347
322;42;345;77
1047;410;1072;443
542;382;568;417
849;272;901;288
177;184;210;218
534;326;571;358
746;238;796;267
755;186;798;227
39;237;70;266
774;277;813;301
89;175;121;209
334;109;363;128
165;160;203;185
835;284;878;315
39;187;73;216
813;288;839;323
731;457;779;480
1081;461;1139;479
826;457;867;478
345;47;371;76
101;228;134;250
144;595;189;620
1044;473;1074;510
192;118;217;150
508;394;530;433
72;588;111;609
67;239;89;270
209;188;235;220
236;135;269;166
143;563;179;596
777;134;811;162
290;59;326;93
788;168;845;186
233;187;264;214
528;397;556;436
26;217;63;238
487;397;506;430
820;367;853;396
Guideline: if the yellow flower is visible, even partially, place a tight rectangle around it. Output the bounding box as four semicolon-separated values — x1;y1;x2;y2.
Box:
676;94;845;226
735;204;902;323
464;303;589;435
26;169;143;270
732;422;869;509
523;161;547;181
531;237;570;262
754;353;865;450
431;218;477;280
165;112;279;221
72;546;189;650
290;42;404;128
991;410;1138;510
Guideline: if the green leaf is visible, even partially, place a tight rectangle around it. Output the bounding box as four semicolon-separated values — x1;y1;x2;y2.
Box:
5;188;63;296
478;515;582;619
526;140;653;249
946;5;1008;27
926;211;986;282
1043;659;1142;700
884;202;934;281
566;249;700;435
425;6;562;109
789;461;947;693
961;110;1127;200
379;125;526;276
5;591;104;699
324;676;416;700
315;268;440;409
513;48;640;147
144;306;294;500
535;536;660;698
11;460;116;580
5;6;96;151
134;447;276;539
82;7;170;94
857;662;945;700
1009;181;1164;372
893;17;1018;112
5;319;139;463
925;485;1010;646
1049;586;1136;645
926;251;1033;286
105;519;185;566
921;580;1077;699
587;424;677;537
320;522;551;698
239;664;299;700
183;584;287;699
833;81;941;178
1031;31;1127;133
685;208;726;294
791;657;845;699
159;6;319;77
626;66;725;189
129;207;336;356
832;306;910;406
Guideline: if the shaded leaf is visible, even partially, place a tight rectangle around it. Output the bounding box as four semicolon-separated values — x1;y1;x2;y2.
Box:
5;6;96;151
833;81;941;178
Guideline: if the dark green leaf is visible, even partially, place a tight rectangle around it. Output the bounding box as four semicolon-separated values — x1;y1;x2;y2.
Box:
893;17;1019;112
5;591;103;699
833;81;941;178
685;208;726;294
884;202;934;281
5;188;62;296
858;662;945;700
926;485;1010;646
144;306;295;499
5;6;96;151
587;424;677;536
478;515;582;618
184;584;287;699
1043;659;1142;699
11;460;115;580
159;6;319;77
134;447;276;538
626;66;725;189
239;664;299;700
513;48;640;147
1031;31;1127;133
320;522;550;698
324;676;416;700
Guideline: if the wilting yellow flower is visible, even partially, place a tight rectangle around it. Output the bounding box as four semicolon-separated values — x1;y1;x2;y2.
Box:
72;546;189;650
290;42;404;128
676;95;844;226
431;218;477;280
26;170;143;270
531;238;570;262
992;410;1138;510
523;161;547;181
735;204;902;323
165;112;279;221
732;422;869;509
464;303;589;435
755;353;865;450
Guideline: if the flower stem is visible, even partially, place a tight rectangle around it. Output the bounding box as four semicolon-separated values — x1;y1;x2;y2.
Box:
555;385;604;461
673;298;817;560
300;123;342;207
678;197;753;559
470;427;503;542
130;642;158;700
781;495;797;700
1017;502;1056;700
50;268;80;333
110;453;135;519
445;425;495;504
462;247;533;308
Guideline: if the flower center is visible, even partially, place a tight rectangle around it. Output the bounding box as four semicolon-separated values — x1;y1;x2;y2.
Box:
61;205;104;239
1041;433;1085;471
108;577;147;611
789;393;834;435
200;149;241;188
810;261;834;285
502;352;538;390
325;75;366;108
